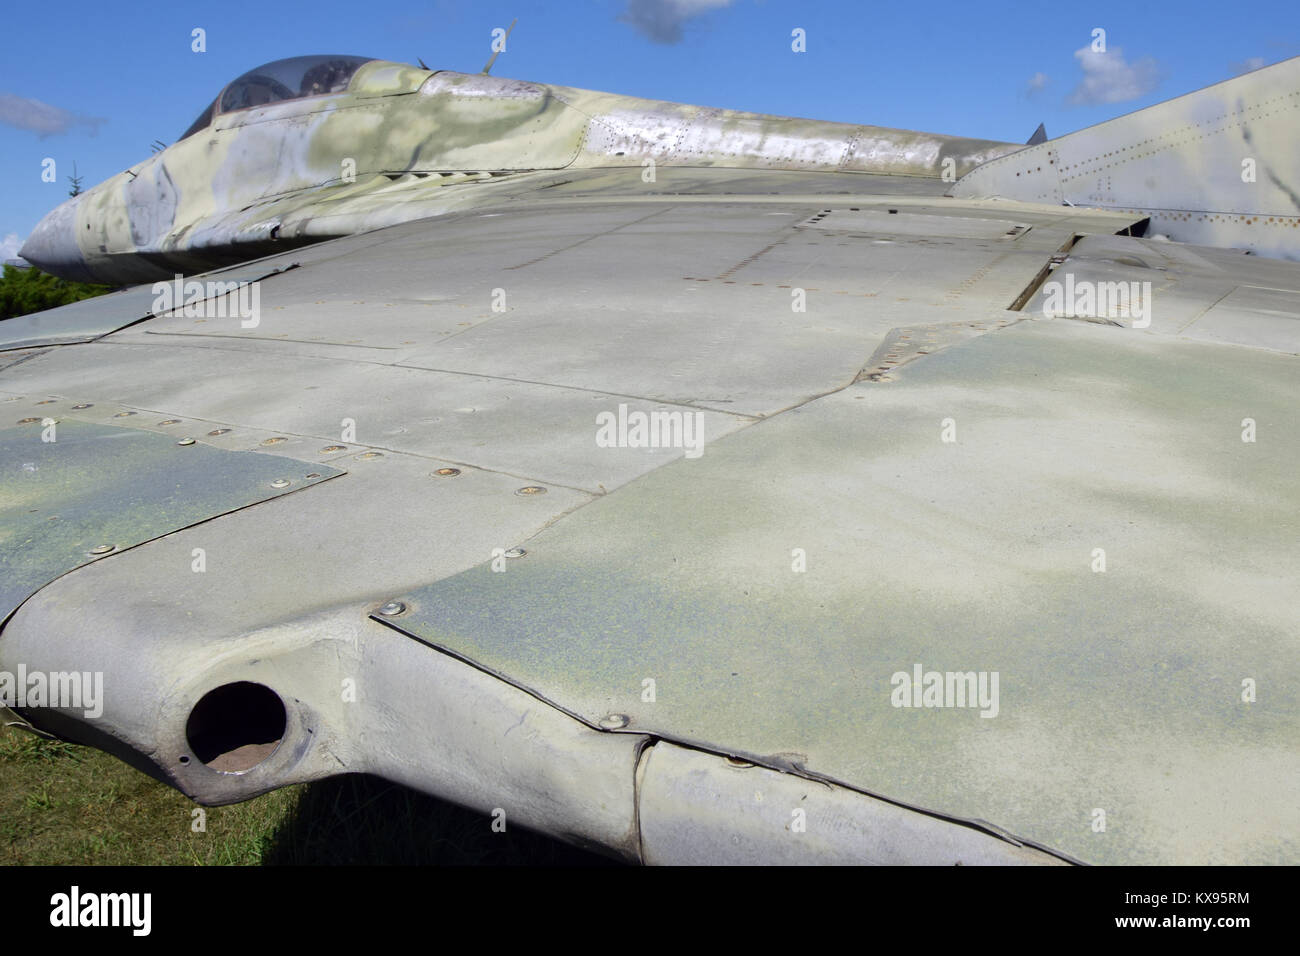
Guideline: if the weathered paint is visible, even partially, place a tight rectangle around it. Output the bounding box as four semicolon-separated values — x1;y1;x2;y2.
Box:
4;59;1298;865
23;59;1020;285
0;415;343;623
954;55;1300;258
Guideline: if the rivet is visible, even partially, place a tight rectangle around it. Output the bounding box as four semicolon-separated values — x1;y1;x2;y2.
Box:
433;467;461;477
516;485;547;496
177;437;196;445
35;400;56;405
17;418;40;424
321;445;346;453
88;544;116;555
261;437;287;445
72;404;93;410
208;428;230;436
598;714;629;730
504;548;527;558
376;601;406;616
305;472;321;479
356;451;383;460
160;419;181;426
270;478;291;488
113;411;137;417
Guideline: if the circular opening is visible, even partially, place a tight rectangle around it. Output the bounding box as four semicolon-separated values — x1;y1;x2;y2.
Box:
185;682;286;773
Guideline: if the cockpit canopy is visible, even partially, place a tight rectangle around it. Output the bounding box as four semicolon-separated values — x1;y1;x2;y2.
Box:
179;55;376;141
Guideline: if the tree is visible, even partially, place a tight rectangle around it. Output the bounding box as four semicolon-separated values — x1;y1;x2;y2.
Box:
0;264;115;320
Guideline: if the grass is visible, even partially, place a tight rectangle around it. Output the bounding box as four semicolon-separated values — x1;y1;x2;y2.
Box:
0;723;614;866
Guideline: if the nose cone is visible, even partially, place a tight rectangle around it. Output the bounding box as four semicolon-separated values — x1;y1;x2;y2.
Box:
20;196;96;283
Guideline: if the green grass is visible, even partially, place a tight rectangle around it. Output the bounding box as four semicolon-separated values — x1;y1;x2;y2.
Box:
0;724;614;865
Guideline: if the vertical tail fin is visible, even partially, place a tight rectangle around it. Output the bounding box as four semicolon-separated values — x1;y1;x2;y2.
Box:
954;57;1300;258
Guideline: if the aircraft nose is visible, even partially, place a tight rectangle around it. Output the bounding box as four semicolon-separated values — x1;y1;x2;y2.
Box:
20;196;96;283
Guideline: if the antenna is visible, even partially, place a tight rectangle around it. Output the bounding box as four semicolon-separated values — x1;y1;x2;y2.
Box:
480;18;517;75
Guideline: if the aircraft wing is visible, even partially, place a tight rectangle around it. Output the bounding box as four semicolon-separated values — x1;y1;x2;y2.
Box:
4;159;1296;865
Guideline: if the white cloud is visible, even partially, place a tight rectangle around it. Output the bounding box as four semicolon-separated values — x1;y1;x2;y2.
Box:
0;233;24;261
619;0;735;44
1026;71;1049;95
1231;56;1267;75
0;92;105;137
1066;46;1160;106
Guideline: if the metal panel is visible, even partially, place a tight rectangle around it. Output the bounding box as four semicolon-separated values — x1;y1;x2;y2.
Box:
800;208;1030;241
0;264;296;352
954;56;1300;258
378;318;1300;865
0;343;749;494
0;416;342;621
1023;234;1300;350
1189;285;1300;351
5;183;1290;864
0;285;160;352
638;742;1064;865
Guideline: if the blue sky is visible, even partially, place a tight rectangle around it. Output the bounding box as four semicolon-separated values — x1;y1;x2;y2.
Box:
2;0;1297;258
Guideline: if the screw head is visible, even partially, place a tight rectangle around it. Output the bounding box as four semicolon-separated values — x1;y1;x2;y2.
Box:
261;437;287;445
88;544;116;556
433;467;461;477
516;485;547;496
504;547;527;558
207;428;230;436
598;714;629;730
270;478;291;488
355;451;383;460
376;601;406;617
113;411;136;417
72;404;93;410
159;419;181;426
35;400;56;405
321;445;346;453
177;437;196;445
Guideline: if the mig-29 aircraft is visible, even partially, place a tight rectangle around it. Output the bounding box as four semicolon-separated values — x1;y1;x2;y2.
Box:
2;50;1297;865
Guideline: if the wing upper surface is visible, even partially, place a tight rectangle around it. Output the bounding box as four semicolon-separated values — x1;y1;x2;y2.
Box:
2;168;1295;863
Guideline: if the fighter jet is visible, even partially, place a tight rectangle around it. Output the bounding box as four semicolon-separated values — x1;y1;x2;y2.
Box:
3;53;1297;865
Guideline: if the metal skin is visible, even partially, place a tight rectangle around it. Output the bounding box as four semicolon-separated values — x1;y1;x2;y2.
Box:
954;56;1300;259
0;418;342;623
2;57;1298;865
19;59;1020;285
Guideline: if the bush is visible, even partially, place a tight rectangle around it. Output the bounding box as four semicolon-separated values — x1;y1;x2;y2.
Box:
0;264;115;320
